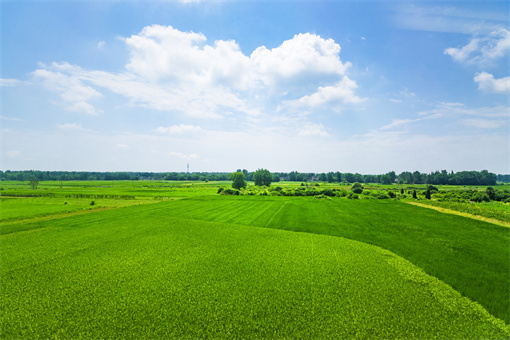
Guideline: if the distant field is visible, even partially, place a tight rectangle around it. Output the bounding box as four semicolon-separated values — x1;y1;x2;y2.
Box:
1;180;509;338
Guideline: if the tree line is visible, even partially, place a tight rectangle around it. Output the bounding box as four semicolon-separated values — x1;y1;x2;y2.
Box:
0;169;504;185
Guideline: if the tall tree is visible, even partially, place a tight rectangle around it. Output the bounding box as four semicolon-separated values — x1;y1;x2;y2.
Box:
253;168;272;186
230;172;247;190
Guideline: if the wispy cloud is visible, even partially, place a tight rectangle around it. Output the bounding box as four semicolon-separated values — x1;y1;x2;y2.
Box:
1;115;24;122
57;123;87;131
393;4;506;34
33;66;103;115
156;124;202;134
462;118;507;129
444;28;510;65
0;78;20;87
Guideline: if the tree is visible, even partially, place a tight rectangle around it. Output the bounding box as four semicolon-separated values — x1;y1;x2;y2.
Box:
486;187;496;200
253;168;272;186
380;174;392;185
412;190;417;199
425;188;431;200
29;178;39;189
230;172;247;190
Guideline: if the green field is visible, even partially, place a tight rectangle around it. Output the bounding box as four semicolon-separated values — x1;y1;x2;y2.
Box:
1;181;509;338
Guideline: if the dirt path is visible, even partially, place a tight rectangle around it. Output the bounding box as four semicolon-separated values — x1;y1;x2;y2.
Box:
405;201;509;228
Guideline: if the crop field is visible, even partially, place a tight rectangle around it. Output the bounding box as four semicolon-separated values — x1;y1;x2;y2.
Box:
1;181;509;338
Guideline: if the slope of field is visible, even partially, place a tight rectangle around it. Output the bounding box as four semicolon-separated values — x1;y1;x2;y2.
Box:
158;196;510;324
1;203;508;339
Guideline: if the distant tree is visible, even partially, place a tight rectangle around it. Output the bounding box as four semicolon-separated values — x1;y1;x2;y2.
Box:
253;168;272;186
327;172;335;183
351;182;363;194
412;190;417;199
380;175;392;185
319;173;327;182
230;172;247;190
344;173;355;183
272;173;281;183
486;187;496;200
29;178;39;189
425;188;431;200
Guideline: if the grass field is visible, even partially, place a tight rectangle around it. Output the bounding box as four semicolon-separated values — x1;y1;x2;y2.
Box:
1;181;509;338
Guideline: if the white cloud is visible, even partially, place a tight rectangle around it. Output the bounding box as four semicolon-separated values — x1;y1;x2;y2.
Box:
1;115;24;121
298;123;330;137
32;67;103;115
419;102;509;118
285;77;364;111
0;78;20;87
57;123;84;130
380;119;416;130
444;28;510;65
32;26;362;121
474;72;510;93
444;39;480;63
156;124;202;134
97;41;105;49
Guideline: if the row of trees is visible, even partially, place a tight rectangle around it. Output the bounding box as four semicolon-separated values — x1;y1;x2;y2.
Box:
0;170;231;182
1;169;503;186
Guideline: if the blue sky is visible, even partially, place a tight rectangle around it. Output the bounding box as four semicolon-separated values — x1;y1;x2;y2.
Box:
1;0;509;174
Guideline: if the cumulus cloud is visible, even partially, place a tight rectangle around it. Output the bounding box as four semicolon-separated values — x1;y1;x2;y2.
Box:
444;28;510;64
474;72;510;93
33;25;361;120
156;124;202;134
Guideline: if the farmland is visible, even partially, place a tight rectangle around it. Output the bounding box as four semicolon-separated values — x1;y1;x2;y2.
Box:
1;180;509;339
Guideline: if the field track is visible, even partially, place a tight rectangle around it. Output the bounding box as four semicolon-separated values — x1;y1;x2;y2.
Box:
405;201;510;227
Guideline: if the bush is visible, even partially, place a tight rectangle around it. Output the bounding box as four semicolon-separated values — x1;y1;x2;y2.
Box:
314;194;331;200
351;182;363;194
217;187;224;194
388;191;396;198
221;188;239;195
347;192;359;199
90;201;95;206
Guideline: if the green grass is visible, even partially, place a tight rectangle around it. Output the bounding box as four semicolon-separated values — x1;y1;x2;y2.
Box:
0;196;154;223
1;203;508;339
159;196;510;324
